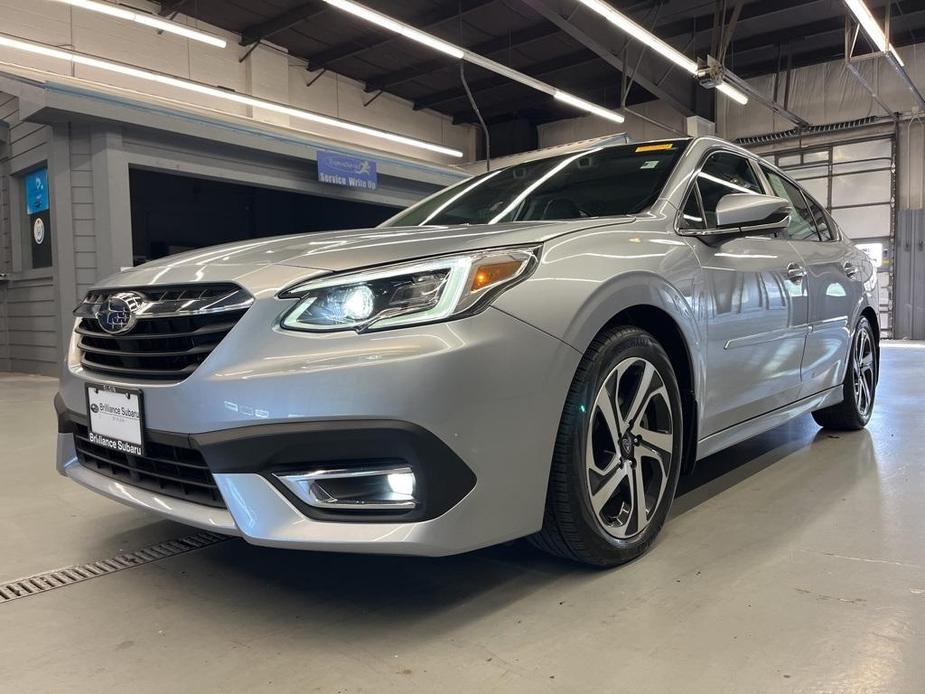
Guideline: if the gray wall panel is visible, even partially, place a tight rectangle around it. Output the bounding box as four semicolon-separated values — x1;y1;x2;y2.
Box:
0;126;8;370
895;210;925;339
0;93;57;375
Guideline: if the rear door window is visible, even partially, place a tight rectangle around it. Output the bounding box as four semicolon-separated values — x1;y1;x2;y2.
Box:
808;198;835;241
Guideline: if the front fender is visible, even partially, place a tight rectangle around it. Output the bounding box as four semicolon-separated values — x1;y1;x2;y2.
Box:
493;227;706;401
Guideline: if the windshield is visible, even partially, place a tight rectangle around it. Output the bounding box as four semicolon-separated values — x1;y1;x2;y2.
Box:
383;141;688;228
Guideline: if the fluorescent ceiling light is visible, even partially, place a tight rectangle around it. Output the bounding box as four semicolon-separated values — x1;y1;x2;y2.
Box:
573;0;750;106
324;0;463;59
844;0;904;64
554;91;625;123
844;0;887;52
575;0;698;75
716;82;748;105
52;0;227;48
322;0;624;124
0;34;463;158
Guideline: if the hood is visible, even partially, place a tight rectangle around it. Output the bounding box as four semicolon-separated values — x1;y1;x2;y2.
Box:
96;218;632;289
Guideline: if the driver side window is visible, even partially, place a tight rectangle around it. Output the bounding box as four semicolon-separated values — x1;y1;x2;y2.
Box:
685;152;762;228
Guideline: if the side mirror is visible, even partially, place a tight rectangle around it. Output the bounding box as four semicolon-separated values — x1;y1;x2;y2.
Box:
716;193;791;230
683;193;791;240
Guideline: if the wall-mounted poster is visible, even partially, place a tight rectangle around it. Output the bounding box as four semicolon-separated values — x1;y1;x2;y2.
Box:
25;168;51;268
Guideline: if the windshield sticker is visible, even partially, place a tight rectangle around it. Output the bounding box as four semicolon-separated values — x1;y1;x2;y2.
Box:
635;143;674;153
640;161;660;169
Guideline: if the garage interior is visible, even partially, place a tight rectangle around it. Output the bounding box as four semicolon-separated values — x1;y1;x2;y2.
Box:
1;0;925;692
129;169;397;264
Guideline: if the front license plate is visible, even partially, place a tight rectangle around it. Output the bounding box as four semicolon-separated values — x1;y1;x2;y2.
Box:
86;384;145;456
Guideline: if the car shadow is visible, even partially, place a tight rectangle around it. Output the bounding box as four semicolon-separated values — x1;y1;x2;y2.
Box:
169;413;866;639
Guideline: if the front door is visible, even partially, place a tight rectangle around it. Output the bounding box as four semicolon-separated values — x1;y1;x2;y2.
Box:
681;151;809;438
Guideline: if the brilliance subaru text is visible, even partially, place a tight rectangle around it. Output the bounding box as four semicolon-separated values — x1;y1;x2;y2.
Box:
56;137;879;566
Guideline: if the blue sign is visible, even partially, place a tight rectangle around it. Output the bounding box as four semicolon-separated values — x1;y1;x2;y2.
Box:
317;150;378;191
25;168;49;215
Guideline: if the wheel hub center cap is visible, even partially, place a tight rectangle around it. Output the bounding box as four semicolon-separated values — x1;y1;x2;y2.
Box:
619;433;635;458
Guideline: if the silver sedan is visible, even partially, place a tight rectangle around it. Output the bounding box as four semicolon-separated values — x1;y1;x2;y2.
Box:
56;136;879;566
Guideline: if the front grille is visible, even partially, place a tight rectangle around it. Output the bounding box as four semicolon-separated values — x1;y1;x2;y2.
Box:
75;284;250;381
73;423;225;508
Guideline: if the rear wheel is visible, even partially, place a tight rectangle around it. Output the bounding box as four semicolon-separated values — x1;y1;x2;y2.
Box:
812;316;877;430
530;326;683;567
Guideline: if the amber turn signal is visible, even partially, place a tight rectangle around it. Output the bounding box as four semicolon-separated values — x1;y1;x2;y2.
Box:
470;260;524;292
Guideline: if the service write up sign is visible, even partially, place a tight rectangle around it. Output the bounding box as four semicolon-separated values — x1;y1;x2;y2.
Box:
317;150;378;191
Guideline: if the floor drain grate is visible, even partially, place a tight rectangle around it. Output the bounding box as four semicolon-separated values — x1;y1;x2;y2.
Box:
0;531;230;604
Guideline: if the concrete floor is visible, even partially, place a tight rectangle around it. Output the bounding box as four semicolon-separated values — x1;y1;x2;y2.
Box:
1;344;923;693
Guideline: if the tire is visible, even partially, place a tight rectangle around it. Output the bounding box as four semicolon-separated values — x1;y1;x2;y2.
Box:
529;326;684;567
811;316;878;431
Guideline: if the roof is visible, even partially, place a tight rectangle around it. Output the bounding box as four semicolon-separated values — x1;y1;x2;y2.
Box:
166;0;925;129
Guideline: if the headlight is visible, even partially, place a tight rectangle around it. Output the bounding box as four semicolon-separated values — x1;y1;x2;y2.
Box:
279;246;540;333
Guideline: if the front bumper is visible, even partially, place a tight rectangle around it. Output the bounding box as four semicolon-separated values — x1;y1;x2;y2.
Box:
57;306;581;556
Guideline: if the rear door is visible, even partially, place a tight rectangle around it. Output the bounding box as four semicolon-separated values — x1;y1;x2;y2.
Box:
760;166;861;396
682;150;809;437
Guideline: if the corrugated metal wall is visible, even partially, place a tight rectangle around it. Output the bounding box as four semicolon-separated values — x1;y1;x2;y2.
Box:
70;126;97;300
895;210;925;339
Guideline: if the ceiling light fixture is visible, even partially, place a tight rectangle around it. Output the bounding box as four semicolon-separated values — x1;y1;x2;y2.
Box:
321;0;624;124
573;0;748;104
52;0;227;48
843;0;905;65
0;34;464;158
553;91;625;124
324;0;463;59
715;82;749;106
575;0;698;74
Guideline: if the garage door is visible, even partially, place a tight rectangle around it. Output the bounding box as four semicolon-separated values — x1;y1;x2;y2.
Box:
771;136;895;336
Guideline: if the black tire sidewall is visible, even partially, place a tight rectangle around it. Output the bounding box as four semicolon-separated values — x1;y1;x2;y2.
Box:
846;317;877;427
565;329;684;559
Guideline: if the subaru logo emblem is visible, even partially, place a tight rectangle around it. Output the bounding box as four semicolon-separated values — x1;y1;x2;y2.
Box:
620;434;634;457
95;292;144;335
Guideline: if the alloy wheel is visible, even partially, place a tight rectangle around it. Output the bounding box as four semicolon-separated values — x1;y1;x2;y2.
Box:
585;357;674;540
853;326;876;417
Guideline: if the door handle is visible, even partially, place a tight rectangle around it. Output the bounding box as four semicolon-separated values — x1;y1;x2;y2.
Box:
843;262;859;278
787;262;806;283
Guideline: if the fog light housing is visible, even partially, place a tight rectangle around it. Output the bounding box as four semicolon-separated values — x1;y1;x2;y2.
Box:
275;465;417;511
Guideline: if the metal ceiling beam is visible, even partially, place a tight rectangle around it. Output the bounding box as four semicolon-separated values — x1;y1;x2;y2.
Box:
722;69;811;126
450;77;605;125
653;0;822;46
362;0;661;95
724;18;845;56
522;0;697;117
240;2;326;46
723;4;925;75
158;0;190;17
415;51;602;111
363;23;559;93
308;0;497;68
364;0;818;108
723;1;925;59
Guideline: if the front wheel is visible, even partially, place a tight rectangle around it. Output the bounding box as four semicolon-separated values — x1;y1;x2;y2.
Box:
529;326;684;567
812;316;878;430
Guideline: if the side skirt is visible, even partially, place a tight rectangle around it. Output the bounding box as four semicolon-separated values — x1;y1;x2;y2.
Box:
695;386;843;461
